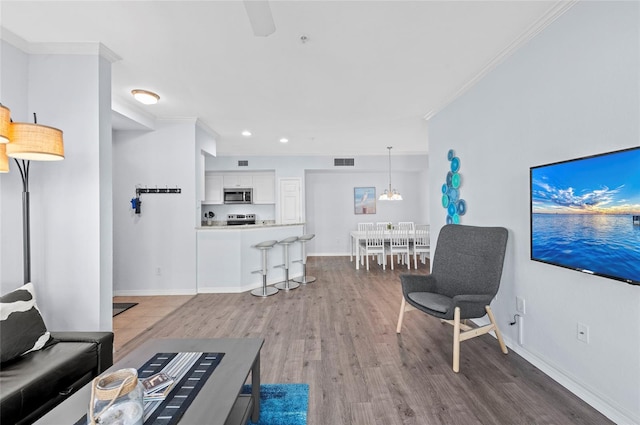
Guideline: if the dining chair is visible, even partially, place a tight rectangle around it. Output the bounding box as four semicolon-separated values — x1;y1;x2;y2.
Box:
358;222;374;231
412;224;430;269
376;222;390;230
364;228;386;270
389;227;410;270
397;221;415;231
356;223;374;265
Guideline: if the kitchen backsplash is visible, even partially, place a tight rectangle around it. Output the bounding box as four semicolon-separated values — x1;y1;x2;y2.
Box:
202;204;276;222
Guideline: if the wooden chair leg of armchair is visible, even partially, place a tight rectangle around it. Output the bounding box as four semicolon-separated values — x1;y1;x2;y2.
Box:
485;306;508;354
396;297;406;333
396;297;417;333
452;307;461;373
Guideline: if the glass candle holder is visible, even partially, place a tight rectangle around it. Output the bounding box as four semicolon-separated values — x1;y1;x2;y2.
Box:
88;368;144;425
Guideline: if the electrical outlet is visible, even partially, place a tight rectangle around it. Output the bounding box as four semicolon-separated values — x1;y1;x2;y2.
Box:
577;322;589;343
155;267;162;276
516;296;526;314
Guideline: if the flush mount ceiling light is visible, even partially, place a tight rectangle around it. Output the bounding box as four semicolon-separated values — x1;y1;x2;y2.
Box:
131;89;160;105
242;130;252;137
0;105;10;143
379;146;403;201
279;138;289;143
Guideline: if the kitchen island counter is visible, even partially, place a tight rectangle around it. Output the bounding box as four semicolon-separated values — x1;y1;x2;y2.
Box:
197;222;304;230
197;223;305;293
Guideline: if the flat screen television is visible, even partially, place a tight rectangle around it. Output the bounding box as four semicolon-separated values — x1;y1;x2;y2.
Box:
530;146;640;286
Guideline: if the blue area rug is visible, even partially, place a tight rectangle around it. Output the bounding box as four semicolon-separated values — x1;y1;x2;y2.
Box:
241;383;309;425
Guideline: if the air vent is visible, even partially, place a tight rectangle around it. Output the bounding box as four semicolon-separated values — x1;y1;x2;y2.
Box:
334;158;355;167
238;160;249;167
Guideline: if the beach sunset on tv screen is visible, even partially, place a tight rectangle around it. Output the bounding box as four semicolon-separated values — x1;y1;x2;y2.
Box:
530;147;640;285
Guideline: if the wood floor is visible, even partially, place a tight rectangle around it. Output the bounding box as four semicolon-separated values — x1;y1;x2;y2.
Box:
112;294;194;349
114;256;612;425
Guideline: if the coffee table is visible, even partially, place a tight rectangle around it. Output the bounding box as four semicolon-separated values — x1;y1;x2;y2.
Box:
35;338;263;425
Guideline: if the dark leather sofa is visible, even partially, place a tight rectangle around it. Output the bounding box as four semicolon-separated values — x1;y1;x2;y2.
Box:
0;331;113;425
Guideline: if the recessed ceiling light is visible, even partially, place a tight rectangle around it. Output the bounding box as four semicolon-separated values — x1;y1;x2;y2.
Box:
242;130;252;137
131;89;160;105
279;138;289;143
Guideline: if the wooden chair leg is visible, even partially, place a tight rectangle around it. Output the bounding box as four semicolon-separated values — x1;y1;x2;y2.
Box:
396;297;406;333
396;297;417;334
452;307;461;373
486;306;508;354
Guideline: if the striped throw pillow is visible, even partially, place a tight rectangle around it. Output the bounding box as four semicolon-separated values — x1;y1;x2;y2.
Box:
0;282;51;364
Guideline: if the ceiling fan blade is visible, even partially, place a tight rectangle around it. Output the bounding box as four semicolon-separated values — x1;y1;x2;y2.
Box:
243;0;276;37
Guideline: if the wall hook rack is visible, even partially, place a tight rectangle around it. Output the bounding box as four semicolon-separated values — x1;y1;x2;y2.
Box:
131;186;182;214
136;187;181;195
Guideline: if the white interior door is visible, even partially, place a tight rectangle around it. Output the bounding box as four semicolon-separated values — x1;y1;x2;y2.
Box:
279;178;301;224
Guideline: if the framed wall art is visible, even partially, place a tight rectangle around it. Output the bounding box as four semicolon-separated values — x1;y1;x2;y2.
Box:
354;187;376;214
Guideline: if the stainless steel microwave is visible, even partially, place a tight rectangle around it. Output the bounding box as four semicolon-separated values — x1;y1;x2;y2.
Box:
223;188;253;204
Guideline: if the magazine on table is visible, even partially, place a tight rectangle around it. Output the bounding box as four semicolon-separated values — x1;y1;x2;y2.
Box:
142;372;174;401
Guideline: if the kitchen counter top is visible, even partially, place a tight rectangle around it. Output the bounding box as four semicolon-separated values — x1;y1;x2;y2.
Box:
197;222;305;230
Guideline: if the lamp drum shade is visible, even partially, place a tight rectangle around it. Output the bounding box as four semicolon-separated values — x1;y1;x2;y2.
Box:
0;144;9;172
7;122;64;161
0;105;10;144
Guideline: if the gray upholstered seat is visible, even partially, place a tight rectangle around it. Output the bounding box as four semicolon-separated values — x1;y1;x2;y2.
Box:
396;224;509;372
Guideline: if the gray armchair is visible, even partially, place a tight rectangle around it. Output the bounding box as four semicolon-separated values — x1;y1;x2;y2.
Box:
396;224;509;372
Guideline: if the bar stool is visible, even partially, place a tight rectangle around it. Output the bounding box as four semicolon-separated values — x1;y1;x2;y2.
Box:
274;236;300;291
251;240;279;297
293;234;316;284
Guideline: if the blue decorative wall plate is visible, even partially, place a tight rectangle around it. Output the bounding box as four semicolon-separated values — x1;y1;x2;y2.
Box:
450;157;461;173
457;199;467;216
442;149;466;224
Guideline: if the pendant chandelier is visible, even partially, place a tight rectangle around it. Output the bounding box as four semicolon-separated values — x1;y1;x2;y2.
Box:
379;146;402;201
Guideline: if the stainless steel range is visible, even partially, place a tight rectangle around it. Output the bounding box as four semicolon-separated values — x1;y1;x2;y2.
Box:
226;214;256;226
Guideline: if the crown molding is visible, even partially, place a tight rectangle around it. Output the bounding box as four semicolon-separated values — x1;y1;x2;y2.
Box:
423;0;579;121
1;28;30;52
195;119;221;141
112;95;157;130
0;27;121;62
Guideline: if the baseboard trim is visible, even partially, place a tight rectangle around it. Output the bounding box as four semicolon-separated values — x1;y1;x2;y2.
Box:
113;289;197;296
470;316;638;425
198;274;303;294
502;337;638;425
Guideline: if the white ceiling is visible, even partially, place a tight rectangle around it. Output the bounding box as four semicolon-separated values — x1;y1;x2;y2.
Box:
1;1;569;156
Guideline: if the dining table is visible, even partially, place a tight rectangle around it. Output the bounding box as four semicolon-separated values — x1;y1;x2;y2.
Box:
350;229;417;270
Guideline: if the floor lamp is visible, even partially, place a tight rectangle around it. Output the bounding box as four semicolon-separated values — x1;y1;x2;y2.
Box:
0;105;65;284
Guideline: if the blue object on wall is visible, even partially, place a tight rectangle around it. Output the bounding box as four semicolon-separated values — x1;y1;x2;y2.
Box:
443;149;466;224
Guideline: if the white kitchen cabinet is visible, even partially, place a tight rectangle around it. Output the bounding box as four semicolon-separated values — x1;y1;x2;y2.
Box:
204;174;223;204
223;174;253;188
252;173;275;204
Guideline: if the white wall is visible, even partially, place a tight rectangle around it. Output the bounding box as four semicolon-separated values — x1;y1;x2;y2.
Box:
306;169;427;254
0;40;113;331
0;41;28;288
112;120;198;296
206;154;429;255
195;122;217;225
428;2;639;423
